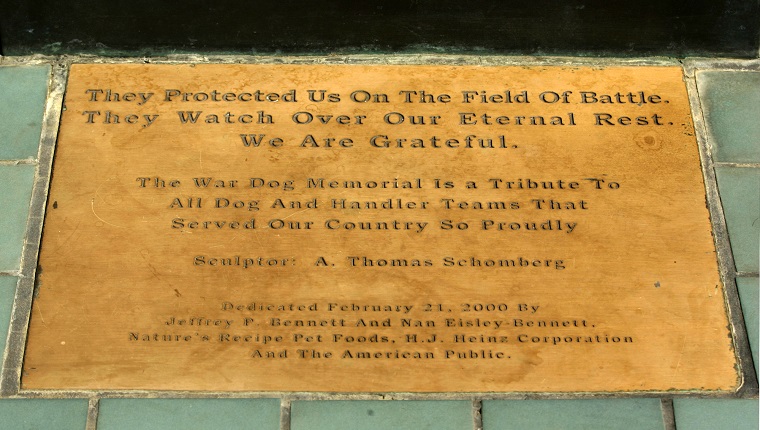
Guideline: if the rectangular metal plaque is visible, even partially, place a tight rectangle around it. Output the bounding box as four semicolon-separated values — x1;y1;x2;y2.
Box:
24;64;740;392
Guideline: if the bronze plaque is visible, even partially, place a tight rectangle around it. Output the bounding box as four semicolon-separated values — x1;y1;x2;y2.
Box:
24;64;739;392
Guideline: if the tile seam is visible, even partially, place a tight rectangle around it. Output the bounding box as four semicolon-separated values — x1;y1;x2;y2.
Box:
0;60;67;396
472;398;483;430
0;160;38;166
0;272;21;277
736;272;760;278
86;398;100;430
660;398;676;430
683;58;760;72
280;397;291;430
714;162;760;168
684;65;759;397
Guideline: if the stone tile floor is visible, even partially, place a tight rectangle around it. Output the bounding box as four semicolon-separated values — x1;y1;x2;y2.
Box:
0;56;757;429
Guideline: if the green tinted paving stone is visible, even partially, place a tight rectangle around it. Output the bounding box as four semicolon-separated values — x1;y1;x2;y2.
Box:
0;399;88;430
715;167;760;273
0;66;49;160
97;398;280;430
674;399;759;430
697;71;760;163
291;400;472;430
0;276;18;359
0;164;35;271
482;399;664;430
737;277;759;376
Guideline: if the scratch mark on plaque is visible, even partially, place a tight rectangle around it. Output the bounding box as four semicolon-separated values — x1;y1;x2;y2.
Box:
53;220;81;252
281;208;312;220
91;198;125;228
139;252;163;282
35;303;45;324
673;338;686;378
174;289;182;297
251;230;263;248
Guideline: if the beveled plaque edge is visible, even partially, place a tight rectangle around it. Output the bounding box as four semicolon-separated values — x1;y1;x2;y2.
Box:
683;63;758;398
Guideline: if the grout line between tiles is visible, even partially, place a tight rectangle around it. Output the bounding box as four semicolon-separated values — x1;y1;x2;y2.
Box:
280;397;291;430
0;160;37;166
473;398;483;430
714;162;760;168
661;398;676;430
86;398;100;430
682;59;760;73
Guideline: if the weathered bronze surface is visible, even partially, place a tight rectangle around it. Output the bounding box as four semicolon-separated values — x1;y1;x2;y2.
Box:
23;64;738;392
